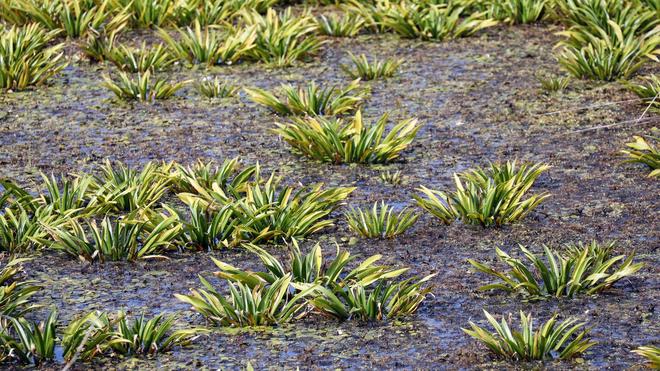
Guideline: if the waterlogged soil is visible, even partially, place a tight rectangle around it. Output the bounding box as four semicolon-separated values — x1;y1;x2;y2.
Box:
1;19;659;370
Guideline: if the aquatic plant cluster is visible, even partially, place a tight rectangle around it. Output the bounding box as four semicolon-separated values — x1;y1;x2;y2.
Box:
0;0;657;368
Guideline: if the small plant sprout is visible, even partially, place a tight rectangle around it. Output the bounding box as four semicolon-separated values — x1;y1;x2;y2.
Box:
274;111;421;164
463;310;596;360
196;77;239;98
468;241;643;300
245;79;368;116
380;170;402;185
341;53;403;80
102;71;191;103
345;201;419;239
536;73;570;92
622;136;659;177
415;161;550;226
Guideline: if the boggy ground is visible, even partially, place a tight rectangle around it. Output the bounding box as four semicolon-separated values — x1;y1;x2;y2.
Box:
0;19;659;370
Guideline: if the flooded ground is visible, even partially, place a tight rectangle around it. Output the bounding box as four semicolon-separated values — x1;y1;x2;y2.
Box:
0;20;658;369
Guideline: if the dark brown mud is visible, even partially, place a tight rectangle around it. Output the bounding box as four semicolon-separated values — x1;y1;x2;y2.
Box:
0;21;658;370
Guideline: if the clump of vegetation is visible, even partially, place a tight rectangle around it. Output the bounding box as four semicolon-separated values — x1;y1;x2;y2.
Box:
468;241;643;300
107;42;176;72
158;20;257;66
341;53;403;80
633;345;660;368
176;274;316;327
555;1;660;80
0;204;68;253
245;79;368;116
622;136;659;177
92;160;173;212
196;77;239;98
0;23;66;91
345;201;419;239
625;74;660;110
0;309;58;365
61;311;118;362
46;214;181;262
382;3;498;41
463;310;596;360
169;158;257;195
487;0;548;24
178;201;241;250
380;170;402;185
102;71;191;102
415;161;550;227
274;111;421;164
536;74;570;92
206;241;435;322
80;16;128;62
178;167;355;243
316;13;364;37
240;8;323;67
110;0;177;28
0;258;40;317
110;312;204;355
36;173;100;216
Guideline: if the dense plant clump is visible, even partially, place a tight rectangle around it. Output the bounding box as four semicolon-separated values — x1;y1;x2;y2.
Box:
625;74;660;110
468;241;643;300
555;0;660;80
345;201;419;238
415;161;550;226
195;77;239;98
107;42;176;72
341;53;403;80
274;111;421;164
102;71;191;102
622;136;659;177
463;310;596;360
177;241;435;325
536;74;570;92
316;13;364;37
246;79;368;116
0;23;66;90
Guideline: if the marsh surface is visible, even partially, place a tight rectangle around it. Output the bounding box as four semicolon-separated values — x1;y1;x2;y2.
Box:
1;21;658;370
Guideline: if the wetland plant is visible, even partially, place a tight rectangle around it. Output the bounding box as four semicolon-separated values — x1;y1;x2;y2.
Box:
240;8;324;67
305;275;435;321
487;0;548;24
536;74;570;92
468;241;643;300
0;205;69;253
91;160;173;212
622;136;659;177
415;161;550;227
178;169;355;243
341;53;403;80
61;311;119;362
180;201;242;250
555;2;660;80
110;0;177;28
316;13;364;37
0;23;66;91
345;201;419;239
0;258;40;318
47;215;181;262
0;310;57;365
158;20;257;66
633;345;660;368
169;158;258;194
80;16;128;62
176;274;317;327
463;310;596;360
624;74;660;110
102;71;191;102
110;312;204;355
382;3;498;41
37;173;100;216
380;170;402;185
246;79;368;116
274;111;421;164
107;42;176;73
195;77;239;98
